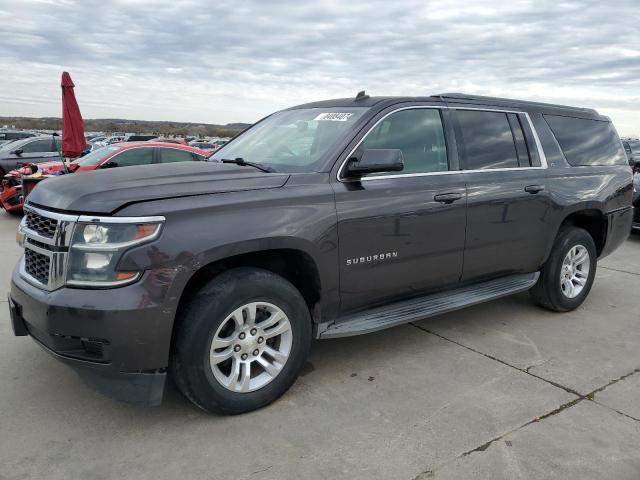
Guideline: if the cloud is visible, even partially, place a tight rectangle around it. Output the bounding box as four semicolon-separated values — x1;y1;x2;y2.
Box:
0;0;638;134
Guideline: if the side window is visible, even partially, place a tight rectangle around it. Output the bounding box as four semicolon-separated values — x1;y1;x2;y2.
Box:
359;108;448;175
543;115;627;166
455;110;519;170
21;139;53;153
159;148;197;163
507;113;531;167
111;148;154;167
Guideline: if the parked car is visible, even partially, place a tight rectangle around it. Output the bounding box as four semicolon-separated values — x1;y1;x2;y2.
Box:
632;158;640;230
0;135;61;177
9;93;632;414
189;141;219;151
151;137;188;144
0;142;209;214
126;134;157;142
623;138;640;166
92;135;126;149
0;131;36;146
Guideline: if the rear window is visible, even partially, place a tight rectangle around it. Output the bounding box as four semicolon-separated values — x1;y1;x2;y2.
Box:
544;115;626;166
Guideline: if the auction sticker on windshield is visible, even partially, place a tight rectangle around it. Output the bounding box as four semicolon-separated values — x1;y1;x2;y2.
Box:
314;112;353;121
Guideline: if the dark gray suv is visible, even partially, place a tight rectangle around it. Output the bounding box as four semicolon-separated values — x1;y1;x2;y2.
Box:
9;93;632;414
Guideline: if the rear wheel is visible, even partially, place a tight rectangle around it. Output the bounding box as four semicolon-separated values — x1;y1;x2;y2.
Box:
172;267;312;414
530;226;597;312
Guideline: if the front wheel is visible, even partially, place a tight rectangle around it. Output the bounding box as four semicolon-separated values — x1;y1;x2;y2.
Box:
171;267;312;414
530;226;597;312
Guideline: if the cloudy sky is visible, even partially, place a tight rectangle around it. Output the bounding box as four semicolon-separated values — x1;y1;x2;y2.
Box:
0;0;638;134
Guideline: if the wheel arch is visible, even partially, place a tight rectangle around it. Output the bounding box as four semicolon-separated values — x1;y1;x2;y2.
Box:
546;208;608;261
170;244;324;354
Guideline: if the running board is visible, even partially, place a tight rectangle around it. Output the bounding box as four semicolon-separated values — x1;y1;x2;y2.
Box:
319;272;539;339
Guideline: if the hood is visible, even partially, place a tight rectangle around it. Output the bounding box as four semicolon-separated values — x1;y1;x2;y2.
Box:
26;161;290;214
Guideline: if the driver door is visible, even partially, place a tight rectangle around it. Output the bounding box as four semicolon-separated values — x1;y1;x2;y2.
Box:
332;106;467;313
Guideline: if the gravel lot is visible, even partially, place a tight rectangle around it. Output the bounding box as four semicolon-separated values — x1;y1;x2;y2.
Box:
1;210;639;480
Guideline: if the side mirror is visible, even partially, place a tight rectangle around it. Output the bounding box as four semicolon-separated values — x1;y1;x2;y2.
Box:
101;160;118;169
11;149;23;156
345;149;404;177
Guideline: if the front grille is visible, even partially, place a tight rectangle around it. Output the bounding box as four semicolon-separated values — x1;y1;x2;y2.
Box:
24;248;50;285
20;207;78;291
25;209;58;238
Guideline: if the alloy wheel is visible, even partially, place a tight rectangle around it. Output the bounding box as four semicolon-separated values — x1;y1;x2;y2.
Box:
209;302;292;393
560;244;590;299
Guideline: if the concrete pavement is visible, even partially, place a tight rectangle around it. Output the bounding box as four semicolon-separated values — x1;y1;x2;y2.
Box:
0;210;638;479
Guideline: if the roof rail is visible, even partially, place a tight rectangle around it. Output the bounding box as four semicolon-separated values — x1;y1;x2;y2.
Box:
435;92;598;114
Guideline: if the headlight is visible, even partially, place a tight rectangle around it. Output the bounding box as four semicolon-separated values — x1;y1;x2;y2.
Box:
67;219;163;287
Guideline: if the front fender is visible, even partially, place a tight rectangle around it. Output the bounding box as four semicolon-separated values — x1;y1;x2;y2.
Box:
116;179;339;322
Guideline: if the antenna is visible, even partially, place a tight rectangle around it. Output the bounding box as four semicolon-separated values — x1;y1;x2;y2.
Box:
355;90;369;102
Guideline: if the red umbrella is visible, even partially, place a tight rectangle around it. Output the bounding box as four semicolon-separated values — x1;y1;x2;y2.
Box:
60;71;85;158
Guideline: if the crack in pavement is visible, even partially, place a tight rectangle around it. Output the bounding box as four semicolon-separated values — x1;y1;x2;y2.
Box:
592;400;640;423
459;397;584;458
410;323;582;397
586;368;640;400
408;323;640;478
457;370;640;459
600;265;640;277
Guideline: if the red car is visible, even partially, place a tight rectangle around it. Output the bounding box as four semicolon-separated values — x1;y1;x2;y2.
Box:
1;142;210;214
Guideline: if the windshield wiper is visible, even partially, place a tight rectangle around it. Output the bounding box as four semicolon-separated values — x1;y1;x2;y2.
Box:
219;158;275;173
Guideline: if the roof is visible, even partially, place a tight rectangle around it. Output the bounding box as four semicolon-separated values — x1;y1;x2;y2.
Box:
289;92;603;120
108;141;211;155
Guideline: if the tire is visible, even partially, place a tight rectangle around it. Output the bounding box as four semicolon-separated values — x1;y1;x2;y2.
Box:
171;267;312;414
530;226;597;312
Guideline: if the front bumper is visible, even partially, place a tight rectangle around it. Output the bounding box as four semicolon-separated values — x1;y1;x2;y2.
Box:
9;265;177;406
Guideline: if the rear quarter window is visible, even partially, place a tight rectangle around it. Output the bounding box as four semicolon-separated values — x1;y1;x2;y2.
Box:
544;114;626;166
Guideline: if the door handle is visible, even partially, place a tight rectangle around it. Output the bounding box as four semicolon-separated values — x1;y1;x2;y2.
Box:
434;192;463;204
524;185;545;194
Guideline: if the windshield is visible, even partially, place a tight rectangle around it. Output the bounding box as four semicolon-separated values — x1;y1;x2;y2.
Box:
209;107;368;172
75;146;119;166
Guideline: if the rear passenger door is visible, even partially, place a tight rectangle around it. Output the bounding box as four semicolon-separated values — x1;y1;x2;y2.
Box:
333;106;467;313
451;108;551;281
